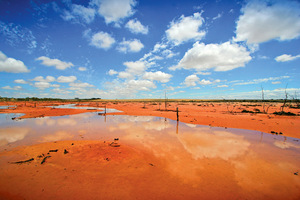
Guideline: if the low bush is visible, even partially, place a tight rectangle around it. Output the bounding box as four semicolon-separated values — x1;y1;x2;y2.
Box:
273;111;296;116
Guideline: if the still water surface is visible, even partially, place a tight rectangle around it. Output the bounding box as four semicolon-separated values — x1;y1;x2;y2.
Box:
0;112;299;199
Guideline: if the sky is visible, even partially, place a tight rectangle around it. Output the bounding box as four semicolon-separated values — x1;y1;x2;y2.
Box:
0;0;299;99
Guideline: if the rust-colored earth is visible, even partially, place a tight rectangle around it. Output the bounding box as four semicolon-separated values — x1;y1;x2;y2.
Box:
0;101;299;200
1;101;299;138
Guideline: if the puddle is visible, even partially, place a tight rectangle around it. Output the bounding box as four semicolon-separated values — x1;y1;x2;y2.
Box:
0;105;16;109
0;113;299;199
47;103;122;113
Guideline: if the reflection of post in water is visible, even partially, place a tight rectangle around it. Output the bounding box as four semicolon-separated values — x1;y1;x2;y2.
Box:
176;120;179;134
260;132;263;142
104;104;107;122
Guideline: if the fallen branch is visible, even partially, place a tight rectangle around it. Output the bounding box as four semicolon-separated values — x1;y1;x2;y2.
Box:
10;158;34;164
41;156;51;164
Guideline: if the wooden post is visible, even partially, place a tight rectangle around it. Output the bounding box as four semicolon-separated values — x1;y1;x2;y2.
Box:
176;107;179;121
165;91;167;111
105;104;107;114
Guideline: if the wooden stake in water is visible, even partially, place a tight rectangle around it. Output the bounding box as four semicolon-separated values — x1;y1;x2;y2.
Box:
105;104;107;114
176;107;179;121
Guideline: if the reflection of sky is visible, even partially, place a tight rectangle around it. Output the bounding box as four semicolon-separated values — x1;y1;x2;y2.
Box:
0;105;16;109
273;140;300;149
177;128;250;160
0;112;299;197
48;104;122;114
0;127;30;146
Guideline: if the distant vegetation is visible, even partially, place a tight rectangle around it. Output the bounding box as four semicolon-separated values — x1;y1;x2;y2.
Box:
0;96;101;102
0;96;299;104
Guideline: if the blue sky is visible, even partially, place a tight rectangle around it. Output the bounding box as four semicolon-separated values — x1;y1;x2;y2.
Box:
0;0;299;99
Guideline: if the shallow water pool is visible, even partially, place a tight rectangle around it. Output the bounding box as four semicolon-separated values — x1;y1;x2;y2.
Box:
0;112;299;199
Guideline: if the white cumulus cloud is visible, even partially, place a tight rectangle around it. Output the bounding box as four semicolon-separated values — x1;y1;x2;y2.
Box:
32;76;55;82
62;4;96;24
118;71;133;79
125;19;148;34
34;82;51;90
57;76;77;83
127;79;156;91
0;51;30;73
117;60;150;80
69;82;94;88
183;75;200;87
14;79;28;84
170;41;251;72
235;0;300;44
275;54;300;62
183;75;221;87
124;61;147;75
2;86;22;90
166;12;206;45
153;43;167;52
162;49;178;58
78;67;87;71
117;39;144;53
96;0;136;25
199;79;213;85
108;69;118;75
36;56;74;70
90;31;115;49
143;71;172;83
69;82;94;90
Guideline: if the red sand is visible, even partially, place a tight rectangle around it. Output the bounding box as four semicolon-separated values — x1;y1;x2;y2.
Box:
104;101;300;139
0;101;300;199
1;101;299;138
0;140;299;200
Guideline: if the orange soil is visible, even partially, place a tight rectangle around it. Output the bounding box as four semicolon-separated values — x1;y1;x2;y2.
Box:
1;101;299;138
0;102;300;199
0;140;177;200
1;140;298;200
104;101;300;139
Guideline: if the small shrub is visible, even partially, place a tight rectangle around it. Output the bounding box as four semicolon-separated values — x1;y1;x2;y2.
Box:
273;111;296;116
254;108;261;113
242;109;254;113
289;105;300;109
